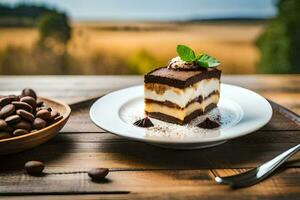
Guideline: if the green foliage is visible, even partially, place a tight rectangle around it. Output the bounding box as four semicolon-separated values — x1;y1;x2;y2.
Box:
176;45;196;61
38;13;71;45
0;3;60;27
256;0;300;73
0;3;56;18
126;50;162;74
196;54;220;67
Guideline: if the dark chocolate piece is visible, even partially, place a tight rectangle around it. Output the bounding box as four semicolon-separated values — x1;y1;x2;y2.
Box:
133;117;154;128
145;67;221;89
197;118;220;129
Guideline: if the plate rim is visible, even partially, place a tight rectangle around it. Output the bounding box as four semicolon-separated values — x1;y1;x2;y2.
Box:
90;84;273;144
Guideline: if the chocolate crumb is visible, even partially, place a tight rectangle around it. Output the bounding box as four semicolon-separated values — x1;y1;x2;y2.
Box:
197;118;220;129
133;117;154;128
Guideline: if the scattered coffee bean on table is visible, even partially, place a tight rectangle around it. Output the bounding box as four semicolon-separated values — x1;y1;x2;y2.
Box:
24;161;44;175
88;168;109;181
0;88;63;139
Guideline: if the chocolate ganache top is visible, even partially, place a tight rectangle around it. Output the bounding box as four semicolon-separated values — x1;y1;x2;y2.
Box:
144;67;221;89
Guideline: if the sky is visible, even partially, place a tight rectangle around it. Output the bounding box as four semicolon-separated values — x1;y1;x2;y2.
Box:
0;0;277;21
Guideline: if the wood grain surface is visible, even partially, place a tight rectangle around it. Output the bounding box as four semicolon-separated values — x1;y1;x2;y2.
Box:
0;75;299;200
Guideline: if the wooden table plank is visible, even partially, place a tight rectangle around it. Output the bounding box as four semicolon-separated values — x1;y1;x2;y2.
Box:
1;131;299;171
0;169;299;200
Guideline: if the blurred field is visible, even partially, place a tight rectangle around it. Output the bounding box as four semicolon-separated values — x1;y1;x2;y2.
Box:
0;21;265;74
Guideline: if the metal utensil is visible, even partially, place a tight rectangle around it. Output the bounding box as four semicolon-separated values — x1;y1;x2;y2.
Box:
215;144;300;188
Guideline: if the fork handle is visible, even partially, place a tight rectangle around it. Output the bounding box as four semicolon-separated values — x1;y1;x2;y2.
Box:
216;144;300;188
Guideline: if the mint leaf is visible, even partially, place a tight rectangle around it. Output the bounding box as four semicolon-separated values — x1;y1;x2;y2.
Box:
176;45;196;62
196;54;220;67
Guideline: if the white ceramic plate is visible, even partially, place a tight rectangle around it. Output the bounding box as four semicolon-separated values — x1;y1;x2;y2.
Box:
90;84;272;149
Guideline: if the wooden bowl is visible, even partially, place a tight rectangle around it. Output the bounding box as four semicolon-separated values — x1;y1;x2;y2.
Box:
0;97;71;155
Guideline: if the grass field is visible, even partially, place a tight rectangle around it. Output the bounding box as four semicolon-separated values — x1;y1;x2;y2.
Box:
0;21;265;74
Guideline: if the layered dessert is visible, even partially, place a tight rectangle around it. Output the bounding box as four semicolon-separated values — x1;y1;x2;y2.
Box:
144;45;221;125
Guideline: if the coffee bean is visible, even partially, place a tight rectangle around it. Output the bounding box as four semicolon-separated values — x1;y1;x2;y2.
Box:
36;110;51;120
36;106;52;112
8;95;20;102
13;129;28;136
0;104;15;118
0;132;11;140
5;115;21;124
54;115;63;123
0;119;7;130
0;97;11;107
33;118;46;130
12;101;32;113
36;100;44;107
21;88;37;100
14;120;32;131
20;96;36;110
16;109;35;122
49;111;59;120
88;168;109;181
24;161;44;175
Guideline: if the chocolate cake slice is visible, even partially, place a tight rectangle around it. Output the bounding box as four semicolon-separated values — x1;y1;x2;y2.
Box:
144;66;221;125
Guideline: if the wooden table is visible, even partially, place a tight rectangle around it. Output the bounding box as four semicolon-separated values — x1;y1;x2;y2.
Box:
0;75;299;200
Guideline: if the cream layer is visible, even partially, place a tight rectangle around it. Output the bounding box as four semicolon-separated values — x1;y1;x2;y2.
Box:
144;78;220;108
145;94;219;121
